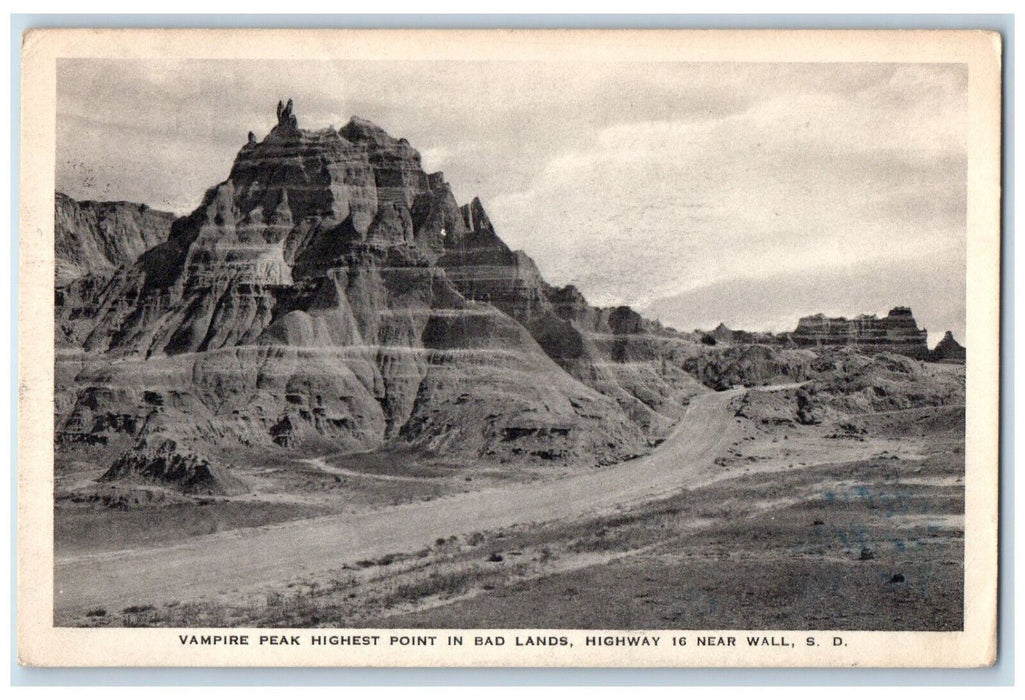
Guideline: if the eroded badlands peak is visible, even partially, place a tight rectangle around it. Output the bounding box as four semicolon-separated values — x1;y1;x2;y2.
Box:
55;101;669;466
70;103;484;357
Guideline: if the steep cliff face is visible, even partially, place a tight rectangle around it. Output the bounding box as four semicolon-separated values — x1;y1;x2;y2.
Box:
55;192;176;285
55;101;682;471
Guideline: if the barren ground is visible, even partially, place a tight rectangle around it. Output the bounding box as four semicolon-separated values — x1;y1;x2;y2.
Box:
55;382;965;630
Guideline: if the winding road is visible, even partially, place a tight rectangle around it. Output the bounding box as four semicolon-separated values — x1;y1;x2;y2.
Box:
55;387;749;616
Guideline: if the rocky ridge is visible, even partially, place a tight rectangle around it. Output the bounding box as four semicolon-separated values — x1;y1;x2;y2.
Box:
55;192;176;285
700;307;963;363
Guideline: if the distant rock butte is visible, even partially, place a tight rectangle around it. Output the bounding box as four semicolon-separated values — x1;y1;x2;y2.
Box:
790;307;930;360
709;323;734;344
930;331;966;363
705;307;938;361
703;322;775;346
55;101;707;470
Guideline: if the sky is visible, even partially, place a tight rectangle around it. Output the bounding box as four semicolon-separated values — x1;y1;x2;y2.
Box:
56;59;967;346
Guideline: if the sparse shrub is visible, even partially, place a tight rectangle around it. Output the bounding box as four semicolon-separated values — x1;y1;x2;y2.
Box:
197;605;228;627
488;552;504;562
287;591;315;618
173;601;205;624
605;513;642;528
467;532;485;546
85;608;106;617
569;535;626;554
122;604;155;614
386;570;475;606
121;604;158;627
327;573;358;591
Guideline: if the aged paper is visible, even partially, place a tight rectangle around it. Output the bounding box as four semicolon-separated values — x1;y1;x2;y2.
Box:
18;28;1001;667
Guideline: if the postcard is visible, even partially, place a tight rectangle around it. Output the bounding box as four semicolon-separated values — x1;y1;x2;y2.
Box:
17;27;1001;667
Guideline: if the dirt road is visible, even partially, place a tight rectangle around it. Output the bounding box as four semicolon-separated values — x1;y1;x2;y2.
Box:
55;388;748;616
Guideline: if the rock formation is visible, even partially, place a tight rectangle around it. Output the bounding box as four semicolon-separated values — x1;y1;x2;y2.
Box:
709;323;734;344
55;101;705;475
703;322;775;346
100;438;248;496
55;192;176;285
789;307;930;360
435;208;704;436
683;344;817;391
930;331;966;363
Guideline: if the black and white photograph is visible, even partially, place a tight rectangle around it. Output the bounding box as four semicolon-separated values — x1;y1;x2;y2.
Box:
17;28;1001;667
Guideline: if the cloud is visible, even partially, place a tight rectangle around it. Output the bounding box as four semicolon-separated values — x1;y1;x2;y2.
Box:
485;64;966;324
55;60;967;338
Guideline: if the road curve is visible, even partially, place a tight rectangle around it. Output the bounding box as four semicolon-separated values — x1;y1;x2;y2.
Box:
55;388;746;616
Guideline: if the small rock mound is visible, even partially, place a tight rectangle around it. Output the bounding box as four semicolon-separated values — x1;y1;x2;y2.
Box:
99;438;248;496
930;331;966;363
684;344;816;390
808;349;964;414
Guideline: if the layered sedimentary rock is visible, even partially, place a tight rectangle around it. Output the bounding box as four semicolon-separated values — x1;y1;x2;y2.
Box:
437;218;706;436
930;331;967;363
55;101;699;473
55;192;176;285
732;348;966;427
55;194;179;348
789;307;930;359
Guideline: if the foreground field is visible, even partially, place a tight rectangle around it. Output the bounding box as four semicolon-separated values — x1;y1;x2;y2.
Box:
375;449;963;631
57;383;964;631
55;387;746;619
